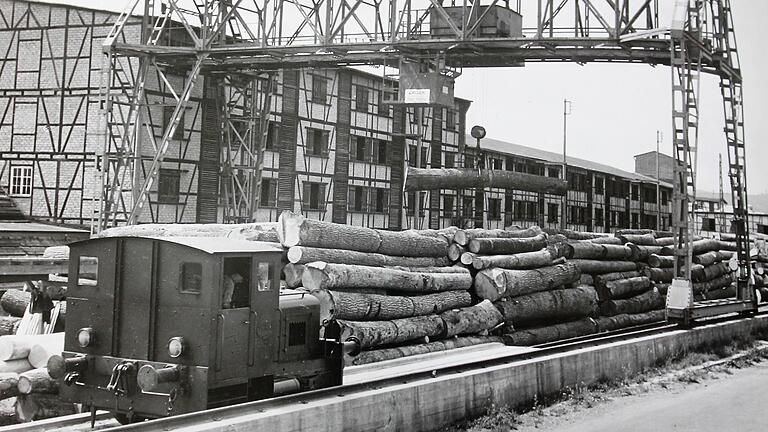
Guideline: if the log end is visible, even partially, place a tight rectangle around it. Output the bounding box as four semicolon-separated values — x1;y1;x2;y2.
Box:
454;230;468;246
474;269;505;302
286;247;303;264
278;211;304;247
301;262;330;291
460;252;476;266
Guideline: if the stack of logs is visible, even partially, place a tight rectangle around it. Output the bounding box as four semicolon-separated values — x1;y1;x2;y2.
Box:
279;212;504;366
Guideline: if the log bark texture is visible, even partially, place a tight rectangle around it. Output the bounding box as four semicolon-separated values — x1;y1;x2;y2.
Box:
627;245;663;262
502;318;597;346
16;369;57;395
599;288;663;316
312;290;472;322
98;222;280;242
543;228;610;241
440;300;504;337
589;237;623;245
448;244;465;262
404;168;568;195
14;394;75;422
0;318;20;337
282;264;304;289
593;271;644;288
594;310;666;332
597;277;651;301
494;286;598;327
568;242;633;260
0;291;29;318
474;262;581;302
348;336;504;366
648;254;674;268
287;246;450;267
0;373;19;399
467;234;548;255
338;316;446;349
693;274;734;294
617;233;657;245
645;267;673;283
302;262;472;293
470;249;556;270
697;284;737;301
453;226;543;246
660;238;721;256
569;259;639;274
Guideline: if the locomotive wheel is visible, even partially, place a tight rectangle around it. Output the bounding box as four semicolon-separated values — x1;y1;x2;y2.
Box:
114;413;146;425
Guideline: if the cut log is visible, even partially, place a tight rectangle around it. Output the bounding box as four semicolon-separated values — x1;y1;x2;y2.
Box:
440;300;504;338
717;240;738;252
474;262;581;302
660;238;721;256
378;230;449;257
655;283;669;296
617;233;657;246
0;334;63;362
599;288;664;316
594;310;666;332
99;222;280;242
626;244;663;261
654;237;676;246
568;242;633;260
569;259;639;275
312;290;472;322
0;318;20;337
460;252;477;266
16;369;57;395
0;291;29;318
593;271;644;288
502;318;597;346
14;393;75;422
415;226;459;243
694;262;731;284
348;336;504;366
645;267;674;283
338;315;445;349
286;246;450;267
699;284;737;301
692;251;730;266
589;237;623;245
693;274;734;294
448;244;465;262
453;226;543;246
27;338;65;370
579;274;594;286
302;262;471;293
470;249;556;271
404;167;568;195
597;277;652;301
0;360;31;374
0;373;19;399
282;264;304;289
467;233;548;255
648;254;674;268
386;266;469;274
494;286;598;327
546;236;572;259
543;228;610;241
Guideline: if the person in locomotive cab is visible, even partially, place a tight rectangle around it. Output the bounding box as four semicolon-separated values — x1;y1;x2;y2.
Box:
221;272;244;309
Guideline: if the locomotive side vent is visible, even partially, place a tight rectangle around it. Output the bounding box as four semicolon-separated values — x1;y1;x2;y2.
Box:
288;321;306;346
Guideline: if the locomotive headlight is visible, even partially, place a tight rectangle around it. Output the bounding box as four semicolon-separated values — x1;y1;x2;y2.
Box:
167;337;186;358
76;327;95;348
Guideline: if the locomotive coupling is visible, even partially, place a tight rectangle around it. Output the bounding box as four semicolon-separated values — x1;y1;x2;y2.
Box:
47;355;88;379
137;364;183;392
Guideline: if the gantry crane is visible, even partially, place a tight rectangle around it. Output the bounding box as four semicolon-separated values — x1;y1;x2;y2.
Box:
95;0;756;320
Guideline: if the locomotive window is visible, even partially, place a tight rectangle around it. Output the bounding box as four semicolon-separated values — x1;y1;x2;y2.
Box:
180;262;202;294
288;321;306;346
78;256;98;286
222;257;251;309
255;262;273;291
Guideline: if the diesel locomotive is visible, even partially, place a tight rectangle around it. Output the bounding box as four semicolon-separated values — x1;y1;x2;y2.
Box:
47;236;345;423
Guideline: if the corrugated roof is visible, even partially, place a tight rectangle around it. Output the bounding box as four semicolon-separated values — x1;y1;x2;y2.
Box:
476;135;673;187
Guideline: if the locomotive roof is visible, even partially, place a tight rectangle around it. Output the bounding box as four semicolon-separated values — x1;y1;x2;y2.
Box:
73;236;284;254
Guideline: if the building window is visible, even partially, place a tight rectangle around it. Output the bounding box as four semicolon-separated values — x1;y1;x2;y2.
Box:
373;188;389;213
265;122;279;150
377;91;391;116
488;198;502;221
443;195;455;218
355;85;369;112
465;155;475;169
547;203;559;223
547;167;560;178
312;75;328;104
644;187;657;204
180;262;202;294
445;153;455;168
302;182;326;210
491;158;503;170
9;166;32;196
594;177;604;195
348;186;367;212
374;140;388;164
631;212;639;229
631;184;640;201
407;192;426;216
305;128;329;157
260;178;277;207
661;190;669;205
162;105;185;141
352;135;368;162
158;169;181;203
445;109;456;130
702;218;716;231
594;208;604;227
758;224;768;235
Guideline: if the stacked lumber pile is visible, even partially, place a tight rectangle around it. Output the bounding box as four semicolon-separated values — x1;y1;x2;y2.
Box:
279;212;503;366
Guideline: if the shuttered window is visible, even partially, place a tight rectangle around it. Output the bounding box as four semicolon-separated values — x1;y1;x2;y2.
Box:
488;198;502;221
162;105;185;141
372;188;389;213
302;182;326;210
158;169;181;203
260;178;277;207
305;128;329;157
355;86;369;112
312;76;328;104
265;122;279;150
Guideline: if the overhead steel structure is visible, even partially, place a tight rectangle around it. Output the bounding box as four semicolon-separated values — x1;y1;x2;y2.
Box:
94;0;755;319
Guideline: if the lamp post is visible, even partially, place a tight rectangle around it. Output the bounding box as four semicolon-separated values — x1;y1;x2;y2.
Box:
561;99;572;229
470;125;486;227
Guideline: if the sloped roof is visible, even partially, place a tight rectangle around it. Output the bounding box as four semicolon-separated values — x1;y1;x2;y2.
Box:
476;135;673;187
25;0;129;15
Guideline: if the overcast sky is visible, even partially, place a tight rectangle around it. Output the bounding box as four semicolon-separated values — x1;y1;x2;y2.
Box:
89;0;766;193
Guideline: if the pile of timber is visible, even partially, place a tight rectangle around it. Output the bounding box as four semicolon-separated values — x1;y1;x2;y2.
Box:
279;212;503;366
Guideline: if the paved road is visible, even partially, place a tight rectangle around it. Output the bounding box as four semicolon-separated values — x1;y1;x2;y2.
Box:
537;362;768;432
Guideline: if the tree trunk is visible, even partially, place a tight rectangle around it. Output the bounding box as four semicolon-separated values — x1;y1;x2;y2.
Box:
593;271;644;288
494;286;598;327
98;222;280;242
0;334;63;362
698;284;737;301
279;212;448;257
594;310;665;332
453;226;543;246
589;237;623;245
312;290;472;322
0;373;19;399
717;240;738;251
617;233;657;245
448;244;465;262
467;234;548;255
597;277;652;301
580;274;594;286
282;264;304;289
440;300;504;337
302;262;472;293
543;228;611;241
502;318;597;346
0;291;29;318
660;238;721;256
474;262;581;301
14;394;75;422
599;288;663;316
626;244;663;261
287;246;450;267
16;369;57;395
645;267;673;283
338;315;446;349
655;237;675;246
568;242;633;260
0;360;31;374
470;249;555;270
569;259;639;275
348;336;505;366
0;317;20;337
693;274;734;294
648;254;674;268
27;337;64;370
404;167;568;195
693;262;731;284
386;266;469;274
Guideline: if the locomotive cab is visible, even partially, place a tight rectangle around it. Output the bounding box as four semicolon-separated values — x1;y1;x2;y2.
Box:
49;236;343;421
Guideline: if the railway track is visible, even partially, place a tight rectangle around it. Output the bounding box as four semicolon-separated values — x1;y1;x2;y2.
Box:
3;309;765;432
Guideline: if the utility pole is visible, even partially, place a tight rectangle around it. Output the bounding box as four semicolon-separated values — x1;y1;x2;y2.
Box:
656;130;663;230
561;99;572;229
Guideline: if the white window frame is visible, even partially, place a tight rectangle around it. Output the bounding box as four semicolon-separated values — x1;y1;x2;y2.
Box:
10;166;32;197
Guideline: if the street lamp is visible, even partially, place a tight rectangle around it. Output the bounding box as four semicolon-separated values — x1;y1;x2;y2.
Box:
562;99;573;229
